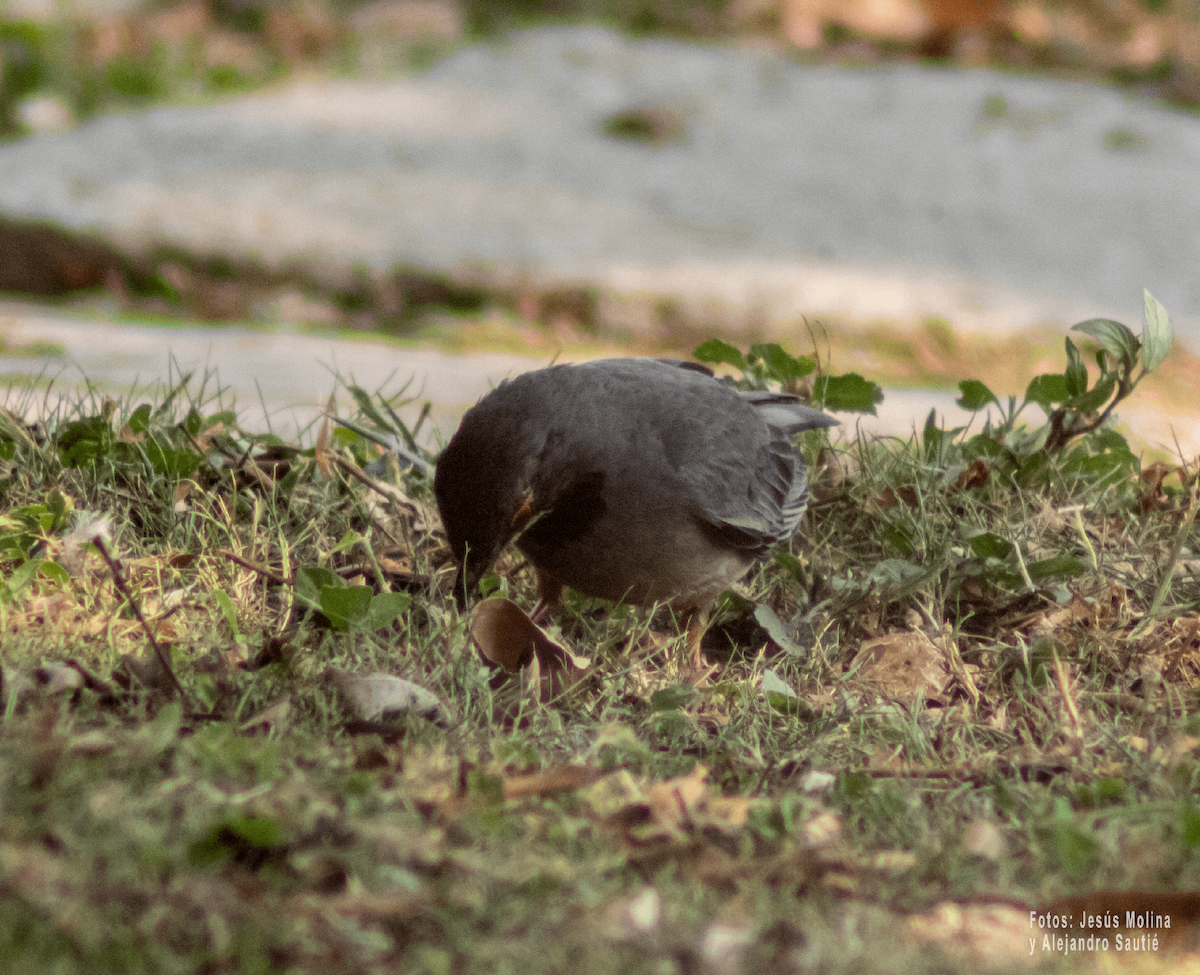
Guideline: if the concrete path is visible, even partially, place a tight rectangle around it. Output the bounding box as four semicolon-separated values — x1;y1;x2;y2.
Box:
2;299;1193;458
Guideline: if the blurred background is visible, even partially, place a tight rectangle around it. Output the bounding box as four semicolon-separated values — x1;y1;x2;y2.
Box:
0;0;1198;448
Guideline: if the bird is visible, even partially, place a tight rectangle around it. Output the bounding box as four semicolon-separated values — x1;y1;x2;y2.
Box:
433;357;838;663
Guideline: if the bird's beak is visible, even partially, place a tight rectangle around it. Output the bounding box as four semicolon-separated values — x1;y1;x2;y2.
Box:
454;548;489;612
453;568;471;611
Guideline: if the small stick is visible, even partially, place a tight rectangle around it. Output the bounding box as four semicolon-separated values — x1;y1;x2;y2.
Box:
222;549;291;586
93;535;187;700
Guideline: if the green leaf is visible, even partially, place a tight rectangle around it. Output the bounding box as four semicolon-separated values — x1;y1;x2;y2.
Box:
320;584;374;631
1025;554;1088;581
1141;289;1172;372
3;558;41;599
754;604;804;656
772;550;806;584
368;591;411;631
1071;371;1116;413
347;385;394;433
213;588;239;636
1048;821;1099;879
39;561;69;585
1073;318;1139;370
1063;338;1087;398
225;815;282;848
331;530;364;555
56;415;112;467
956;379;998;412
922;408;943;464
651;685;698;711
1023;374;1070;410
126;403;152;435
748;343;815;383
965;530;1013;560
882;523;914;557
761;667;800;713
144;439;201;479
294;566;342;613
693;339;746;372
1180;805;1200;848
813;373;883;414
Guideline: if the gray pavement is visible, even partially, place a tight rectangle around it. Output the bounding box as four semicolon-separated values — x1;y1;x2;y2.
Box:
2;26;1198;336
1;300;1194;458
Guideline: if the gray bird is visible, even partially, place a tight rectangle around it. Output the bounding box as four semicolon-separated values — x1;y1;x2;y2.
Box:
434;357;837;658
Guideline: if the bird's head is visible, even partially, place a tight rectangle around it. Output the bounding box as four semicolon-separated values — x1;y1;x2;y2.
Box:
434;405;539;610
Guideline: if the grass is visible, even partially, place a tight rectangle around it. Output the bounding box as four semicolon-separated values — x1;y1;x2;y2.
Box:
2;317;1200;972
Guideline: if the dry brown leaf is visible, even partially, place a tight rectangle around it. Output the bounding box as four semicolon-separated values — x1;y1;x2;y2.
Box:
605;886;661;937
849;630;950;705
877;485;920;510
469;597;590;701
955;459;990;490
33;662;84;697
501;765;606;801
471;597;538;671
68;729;117;757
315;395;335;479
802;810;842;847
584;766;753;844
782;0;930;46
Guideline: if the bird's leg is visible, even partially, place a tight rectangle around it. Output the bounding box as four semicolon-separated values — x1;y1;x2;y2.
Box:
681;605;717;686
685;606;706;667
530;569;564;624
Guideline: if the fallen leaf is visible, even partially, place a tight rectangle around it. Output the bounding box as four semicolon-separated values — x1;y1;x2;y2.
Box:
878;485;920;510
501;765;606;801
329;670;452;725
955;460;990;490
849;630;950;705
469;597;590;701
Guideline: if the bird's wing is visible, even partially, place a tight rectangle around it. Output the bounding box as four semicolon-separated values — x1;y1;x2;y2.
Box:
677;389;836;555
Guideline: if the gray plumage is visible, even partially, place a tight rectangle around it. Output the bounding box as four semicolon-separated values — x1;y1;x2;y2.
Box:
434;357;837;611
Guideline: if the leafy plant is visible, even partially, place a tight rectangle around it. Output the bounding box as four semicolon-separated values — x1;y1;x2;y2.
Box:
946;289;1172;487
693;339;884;414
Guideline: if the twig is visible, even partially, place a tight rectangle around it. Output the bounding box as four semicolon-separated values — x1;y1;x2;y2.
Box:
221;549;291;586
93;535;188;700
